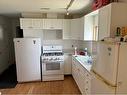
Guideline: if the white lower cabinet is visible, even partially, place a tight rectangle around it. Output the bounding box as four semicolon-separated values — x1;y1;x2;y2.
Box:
72;57;92;95
64;54;72;75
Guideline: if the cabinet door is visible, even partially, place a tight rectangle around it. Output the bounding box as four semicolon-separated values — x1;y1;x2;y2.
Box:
52;19;63;29
43;19;62;29
64;54;72;75
63;19;71;39
98;5;111;40
20;18;43;29
84;15;94;40
84;10;99;41
32;19;43;29
43;19;52;29
71;18;84;40
71;19;80;40
80;17;84;40
72;58;78;80
20;18;32;29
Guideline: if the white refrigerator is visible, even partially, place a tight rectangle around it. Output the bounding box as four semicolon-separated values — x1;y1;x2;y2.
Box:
91;41;127;94
14;38;41;82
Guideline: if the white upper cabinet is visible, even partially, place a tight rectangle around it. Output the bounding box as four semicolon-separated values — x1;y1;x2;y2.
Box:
71;19;80;40
43;19;63;30
98;3;127;40
80;17;85;40
84;10;99;41
98;4;111;40
63;19;71;39
70;18;84;40
20;18;43;29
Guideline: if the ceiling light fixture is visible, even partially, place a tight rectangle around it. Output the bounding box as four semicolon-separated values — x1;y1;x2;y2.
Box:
66;0;74;15
66;10;69;15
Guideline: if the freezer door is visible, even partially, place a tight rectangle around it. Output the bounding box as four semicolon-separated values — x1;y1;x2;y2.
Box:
92;42;119;86
91;72;115;94
14;38;41;82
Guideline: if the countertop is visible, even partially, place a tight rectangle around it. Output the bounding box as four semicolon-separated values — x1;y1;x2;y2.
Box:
72;55;92;73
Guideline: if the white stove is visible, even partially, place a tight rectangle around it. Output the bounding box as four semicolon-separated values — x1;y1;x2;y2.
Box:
42;53;64;63
41;45;64;81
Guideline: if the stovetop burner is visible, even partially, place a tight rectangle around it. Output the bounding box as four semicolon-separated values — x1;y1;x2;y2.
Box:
43;52;63;56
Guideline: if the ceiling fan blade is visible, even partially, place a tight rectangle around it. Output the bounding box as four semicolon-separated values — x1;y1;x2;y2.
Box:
67;0;75;10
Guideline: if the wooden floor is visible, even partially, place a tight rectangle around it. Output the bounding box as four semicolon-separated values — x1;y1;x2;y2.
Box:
0;76;81;95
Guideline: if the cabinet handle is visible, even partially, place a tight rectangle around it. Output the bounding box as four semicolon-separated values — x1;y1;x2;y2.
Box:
86;74;89;77
118;81;122;86
50;27;54;29
78;69;80;72
29;27;32;28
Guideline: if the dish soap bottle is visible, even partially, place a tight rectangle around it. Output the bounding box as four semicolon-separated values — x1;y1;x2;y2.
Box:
84;48;88;56
74;47;77;55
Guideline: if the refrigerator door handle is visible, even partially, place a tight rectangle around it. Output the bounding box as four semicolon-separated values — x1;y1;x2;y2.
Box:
33;40;36;44
118;81;122;86
91;70;117;87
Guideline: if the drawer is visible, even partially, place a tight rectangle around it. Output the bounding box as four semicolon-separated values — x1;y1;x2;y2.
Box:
85;80;91;89
85;86;91;95
85;72;91;80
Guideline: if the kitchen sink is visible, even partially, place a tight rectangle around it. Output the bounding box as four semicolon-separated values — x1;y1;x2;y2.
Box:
75;55;92;65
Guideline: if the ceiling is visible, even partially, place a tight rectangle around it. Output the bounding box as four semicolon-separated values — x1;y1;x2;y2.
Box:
0;0;93;17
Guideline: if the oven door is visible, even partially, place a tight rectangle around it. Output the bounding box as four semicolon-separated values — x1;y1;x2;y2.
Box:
42;61;64;75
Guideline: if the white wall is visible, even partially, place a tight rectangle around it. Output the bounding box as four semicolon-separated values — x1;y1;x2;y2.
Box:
23;29;44;43
81;41;97;56
43;39;83;54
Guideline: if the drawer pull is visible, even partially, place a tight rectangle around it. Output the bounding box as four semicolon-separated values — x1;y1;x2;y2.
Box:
29;27;32;28
85;88;88;91
50;27;54;28
78;69;80;72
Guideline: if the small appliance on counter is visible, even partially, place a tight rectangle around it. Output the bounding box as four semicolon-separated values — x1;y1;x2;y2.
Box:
78;48;88;56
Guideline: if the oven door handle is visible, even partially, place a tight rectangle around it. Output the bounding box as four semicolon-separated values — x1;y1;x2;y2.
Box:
43;61;64;64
